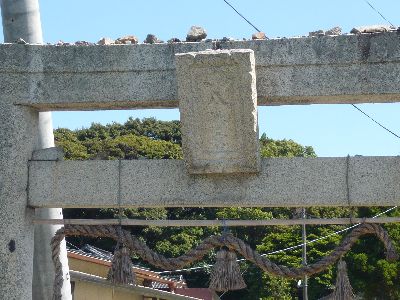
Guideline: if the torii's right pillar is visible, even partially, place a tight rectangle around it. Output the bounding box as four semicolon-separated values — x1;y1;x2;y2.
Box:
176;49;260;175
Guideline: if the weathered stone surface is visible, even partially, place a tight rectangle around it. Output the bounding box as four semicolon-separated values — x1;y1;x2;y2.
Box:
28;157;400;208
325;26;342;35
222;33;400;105
32;147;64;161
97;37;114;45
350;24;395;34
1;32;400;110
30;160;120;207
0;103;38;299
186;26;207;42
115;35;138;44
251;32;267;40
176;49;259;174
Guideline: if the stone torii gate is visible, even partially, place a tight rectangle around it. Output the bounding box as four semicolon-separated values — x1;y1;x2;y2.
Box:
1;32;400;299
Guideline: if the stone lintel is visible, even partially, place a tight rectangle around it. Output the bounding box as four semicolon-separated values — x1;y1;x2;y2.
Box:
176;49;259;174
28;157;400;208
0;32;399;110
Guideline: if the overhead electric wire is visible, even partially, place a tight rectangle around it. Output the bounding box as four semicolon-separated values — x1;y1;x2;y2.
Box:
351;104;400;139
353;3;398;141
354;1;400;143
157;206;398;274
225;0;397;140
222;0;261;32
363;0;395;27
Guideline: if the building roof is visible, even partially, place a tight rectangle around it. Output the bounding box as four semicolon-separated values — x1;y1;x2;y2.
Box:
67;244;219;300
67;244;186;288
70;270;201;300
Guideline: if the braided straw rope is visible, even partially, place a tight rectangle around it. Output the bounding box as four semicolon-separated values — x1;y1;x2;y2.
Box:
51;223;398;300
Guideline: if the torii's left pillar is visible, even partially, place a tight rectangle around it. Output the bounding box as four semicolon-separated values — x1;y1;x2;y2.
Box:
1;1;71;299
0;103;38;299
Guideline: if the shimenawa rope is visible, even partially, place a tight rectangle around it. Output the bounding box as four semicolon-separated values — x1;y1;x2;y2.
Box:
51;223;398;300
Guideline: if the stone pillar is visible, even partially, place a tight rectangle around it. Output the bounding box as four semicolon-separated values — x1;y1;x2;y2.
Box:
0;103;38;300
176;49;260;174
1;1;71;299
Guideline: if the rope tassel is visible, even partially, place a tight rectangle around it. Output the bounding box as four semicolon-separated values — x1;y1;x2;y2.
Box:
331;260;355;300
107;244;136;285
321;260;356;300
209;248;246;292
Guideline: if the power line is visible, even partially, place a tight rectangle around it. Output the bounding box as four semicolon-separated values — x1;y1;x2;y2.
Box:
222;0;399;141
222;0;261;33
356;2;399;140
351;104;400;139
363;0;395;27
158;206;398;274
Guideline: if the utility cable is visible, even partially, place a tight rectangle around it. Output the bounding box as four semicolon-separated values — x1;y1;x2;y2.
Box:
157;206;398;274
224;0;398;140
363;0;395;27
222;1;400;143
357;2;399;140
222;0;261;32
351;104;400;139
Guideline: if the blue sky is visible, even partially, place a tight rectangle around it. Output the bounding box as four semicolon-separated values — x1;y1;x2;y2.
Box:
2;0;399;157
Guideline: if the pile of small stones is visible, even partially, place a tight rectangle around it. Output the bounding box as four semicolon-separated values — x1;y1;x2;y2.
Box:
90;26;267;46
350;24;397;34
49;25;268;46
309;26;342;37
309;25;399;37
11;24;400;46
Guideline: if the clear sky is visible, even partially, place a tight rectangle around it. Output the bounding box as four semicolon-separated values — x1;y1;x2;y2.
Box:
2;0;399;157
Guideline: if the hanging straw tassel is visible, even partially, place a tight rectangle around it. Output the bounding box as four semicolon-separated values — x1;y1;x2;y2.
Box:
321;260;355;300
107;244;136;285
209;248;247;292
331;260;355;300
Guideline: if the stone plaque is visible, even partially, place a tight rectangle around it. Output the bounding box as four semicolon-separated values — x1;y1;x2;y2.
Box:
176;49;260;174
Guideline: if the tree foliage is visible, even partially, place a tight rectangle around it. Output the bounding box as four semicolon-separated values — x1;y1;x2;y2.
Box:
56;119;400;300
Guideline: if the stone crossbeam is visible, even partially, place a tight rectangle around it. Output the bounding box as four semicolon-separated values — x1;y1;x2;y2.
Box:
28;156;400;208
1;32;400;110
